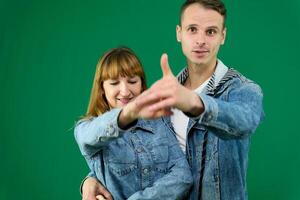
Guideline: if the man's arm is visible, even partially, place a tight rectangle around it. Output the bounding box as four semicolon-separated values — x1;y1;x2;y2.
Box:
81;174;113;200
135;54;205;117
135;54;263;138
196;82;264;138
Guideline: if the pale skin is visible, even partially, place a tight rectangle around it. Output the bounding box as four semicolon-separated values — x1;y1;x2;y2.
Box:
82;3;226;199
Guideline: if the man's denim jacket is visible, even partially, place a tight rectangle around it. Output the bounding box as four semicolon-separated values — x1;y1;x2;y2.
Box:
74;109;193;200
163;67;264;200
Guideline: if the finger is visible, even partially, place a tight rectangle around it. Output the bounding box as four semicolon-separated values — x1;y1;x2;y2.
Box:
97;186;113;200
82;196;97;200
149;98;175;113
143;88;175;105
96;195;107;200
160;53;173;77
135;90;159;108
156;108;174;117
149;108;174;118
103;193;113;200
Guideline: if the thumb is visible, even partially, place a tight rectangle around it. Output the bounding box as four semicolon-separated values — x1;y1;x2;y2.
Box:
160;53;173;77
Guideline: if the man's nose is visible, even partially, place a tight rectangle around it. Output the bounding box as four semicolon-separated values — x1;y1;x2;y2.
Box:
196;32;206;46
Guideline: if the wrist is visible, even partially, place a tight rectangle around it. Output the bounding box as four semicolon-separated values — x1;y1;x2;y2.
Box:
118;103;137;129
187;92;204;117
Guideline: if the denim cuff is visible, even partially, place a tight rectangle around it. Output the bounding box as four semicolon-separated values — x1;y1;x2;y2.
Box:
197;93;218;124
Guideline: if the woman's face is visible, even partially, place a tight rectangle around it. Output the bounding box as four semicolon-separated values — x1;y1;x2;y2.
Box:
102;75;142;108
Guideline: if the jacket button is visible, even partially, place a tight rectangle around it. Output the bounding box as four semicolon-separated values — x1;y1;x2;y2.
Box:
107;126;115;135
207;114;213;121
143;168;149;174
136;147;143;153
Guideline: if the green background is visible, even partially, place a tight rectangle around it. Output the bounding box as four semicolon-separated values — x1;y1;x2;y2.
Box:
1;0;299;199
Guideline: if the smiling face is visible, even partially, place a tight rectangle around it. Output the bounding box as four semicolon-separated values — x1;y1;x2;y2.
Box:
103;75;142;108
177;3;226;69
85;47;147;117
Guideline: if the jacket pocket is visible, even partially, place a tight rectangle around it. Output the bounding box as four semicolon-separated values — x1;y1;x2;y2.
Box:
151;145;169;173
105;139;137;176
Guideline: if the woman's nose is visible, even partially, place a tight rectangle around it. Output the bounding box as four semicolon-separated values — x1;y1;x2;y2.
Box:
119;82;130;96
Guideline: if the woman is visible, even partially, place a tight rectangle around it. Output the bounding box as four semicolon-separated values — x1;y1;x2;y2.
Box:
74;47;192;200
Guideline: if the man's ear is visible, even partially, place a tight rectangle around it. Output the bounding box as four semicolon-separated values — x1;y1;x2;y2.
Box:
176;25;182;42
221;27;227;45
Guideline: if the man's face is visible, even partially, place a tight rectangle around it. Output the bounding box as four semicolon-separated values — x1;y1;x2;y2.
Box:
177;3;226;68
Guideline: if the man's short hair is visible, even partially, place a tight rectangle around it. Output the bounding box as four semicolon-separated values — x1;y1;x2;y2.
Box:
179;0;227;28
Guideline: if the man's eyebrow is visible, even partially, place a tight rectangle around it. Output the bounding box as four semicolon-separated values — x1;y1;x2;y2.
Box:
206;25;220;30
185;24;198;28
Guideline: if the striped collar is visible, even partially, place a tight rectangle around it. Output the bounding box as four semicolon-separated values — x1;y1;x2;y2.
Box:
176;59;239;95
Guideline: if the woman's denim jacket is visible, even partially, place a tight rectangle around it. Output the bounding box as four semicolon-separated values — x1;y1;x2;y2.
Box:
162;67;264;200
74;109;193;200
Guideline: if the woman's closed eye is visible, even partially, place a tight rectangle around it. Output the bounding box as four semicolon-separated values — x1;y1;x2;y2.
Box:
127;77;139;84
109;80;119;85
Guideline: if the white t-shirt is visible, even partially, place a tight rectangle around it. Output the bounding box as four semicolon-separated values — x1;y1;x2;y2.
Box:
171;60;228;153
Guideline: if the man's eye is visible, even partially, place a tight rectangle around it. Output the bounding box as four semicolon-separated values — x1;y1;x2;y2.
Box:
188;27;197;33
206;29;217;35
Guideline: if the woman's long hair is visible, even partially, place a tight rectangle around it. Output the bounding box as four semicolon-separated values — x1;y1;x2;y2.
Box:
83;47;147;119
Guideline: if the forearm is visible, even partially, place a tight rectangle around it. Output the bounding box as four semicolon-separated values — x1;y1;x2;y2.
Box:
74;108;122;156
118;103;138;129
184;91;205;117
197;84;264;138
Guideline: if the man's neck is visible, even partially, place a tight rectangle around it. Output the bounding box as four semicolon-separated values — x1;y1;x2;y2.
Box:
184;59;217;90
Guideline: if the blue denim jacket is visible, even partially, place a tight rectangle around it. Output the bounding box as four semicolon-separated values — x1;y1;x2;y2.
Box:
163;67;264;200
74;109;193;200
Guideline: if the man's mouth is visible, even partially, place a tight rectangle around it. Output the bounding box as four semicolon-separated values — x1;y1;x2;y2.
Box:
192;49;209;57
192;49;209;54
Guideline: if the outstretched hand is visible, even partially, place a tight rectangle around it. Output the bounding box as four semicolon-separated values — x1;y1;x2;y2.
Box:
135;53;204;118
119;53;204;123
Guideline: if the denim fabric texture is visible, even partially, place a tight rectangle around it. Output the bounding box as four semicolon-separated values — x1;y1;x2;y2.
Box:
75;109;193;200
162;62;264;200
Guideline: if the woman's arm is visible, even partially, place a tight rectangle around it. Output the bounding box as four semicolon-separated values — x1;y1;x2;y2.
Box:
74;108;124;157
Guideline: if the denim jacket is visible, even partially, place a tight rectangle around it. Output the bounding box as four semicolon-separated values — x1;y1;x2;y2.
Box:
74;109;193;200
163;66;264;200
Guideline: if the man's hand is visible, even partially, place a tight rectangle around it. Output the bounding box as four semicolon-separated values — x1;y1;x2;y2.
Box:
82;177;113;200
136;53;204;117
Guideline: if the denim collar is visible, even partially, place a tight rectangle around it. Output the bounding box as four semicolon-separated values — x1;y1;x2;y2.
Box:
177;60;240;96
132;119;156;134
163;60;241;131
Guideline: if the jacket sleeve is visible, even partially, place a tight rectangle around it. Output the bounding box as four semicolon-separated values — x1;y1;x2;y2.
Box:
127;134;193;200
74;108;123;157
197;81;264;139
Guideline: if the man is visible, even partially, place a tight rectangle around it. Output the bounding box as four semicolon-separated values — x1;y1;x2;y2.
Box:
81;0;264;199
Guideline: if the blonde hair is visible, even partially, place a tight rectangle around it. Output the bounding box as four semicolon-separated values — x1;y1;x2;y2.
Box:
83;47;146;119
